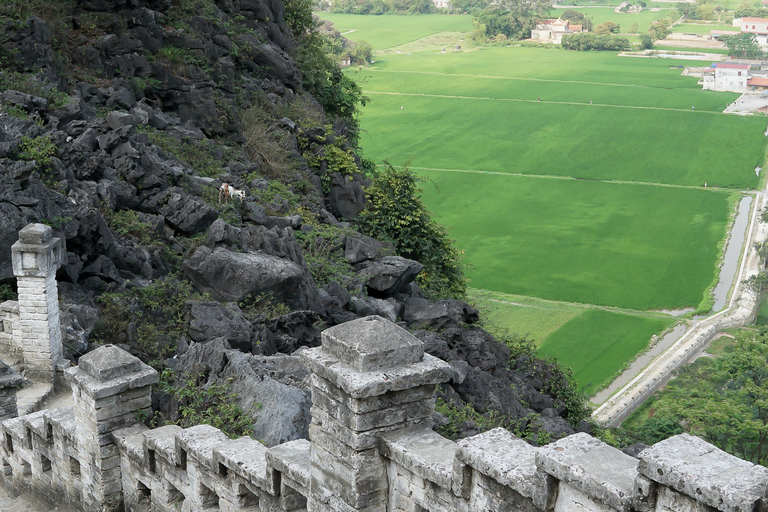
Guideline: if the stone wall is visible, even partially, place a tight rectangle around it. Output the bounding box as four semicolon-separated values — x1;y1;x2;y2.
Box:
0;223;765;512
0;301;21;365
0;316;766;512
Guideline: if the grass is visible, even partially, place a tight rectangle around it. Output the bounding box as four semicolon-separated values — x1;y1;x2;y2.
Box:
470;289;583;343
551;7;676;34
345;38;767;393
419;169;737;311
670;22;737;35
316;13;473;50
356;49;764;189
538;309;676;394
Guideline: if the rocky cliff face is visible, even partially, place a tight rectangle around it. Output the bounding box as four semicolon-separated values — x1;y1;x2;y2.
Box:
0;0;588;445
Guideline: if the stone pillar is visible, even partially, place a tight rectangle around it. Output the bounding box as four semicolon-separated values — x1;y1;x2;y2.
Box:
65;345;158;512
301;316;452;512
11;223;65;381
0;361;22;421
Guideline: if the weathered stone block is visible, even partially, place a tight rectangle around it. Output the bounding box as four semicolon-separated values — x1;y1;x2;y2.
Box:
536;433;637;512
638;434;768;512
321;316;424;372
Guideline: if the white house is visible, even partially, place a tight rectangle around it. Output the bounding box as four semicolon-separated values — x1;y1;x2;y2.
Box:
740;17;768;50
531;18;583;45
432;0;450;8
700;63;751;93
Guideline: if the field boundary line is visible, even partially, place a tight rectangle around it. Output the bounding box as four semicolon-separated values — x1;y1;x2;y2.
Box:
390;164;736;192
364;90;725;114
366;69;697;91
482;296;676;319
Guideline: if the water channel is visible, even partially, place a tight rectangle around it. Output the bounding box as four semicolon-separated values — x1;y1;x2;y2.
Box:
591;194;754;406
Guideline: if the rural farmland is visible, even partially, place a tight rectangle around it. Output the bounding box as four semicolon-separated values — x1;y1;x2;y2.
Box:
321;14;767;394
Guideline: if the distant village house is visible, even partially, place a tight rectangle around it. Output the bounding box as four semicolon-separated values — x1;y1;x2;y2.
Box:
739;17;768;50
700;63;751;93
531;18;583;45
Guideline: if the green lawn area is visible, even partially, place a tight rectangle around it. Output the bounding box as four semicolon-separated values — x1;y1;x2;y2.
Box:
419;170;736;311
551;7;675;34
670;22;737;34
468;289;582;343
316;13;473;49
537;309;676;394
357;49;764;189
346;40;766;393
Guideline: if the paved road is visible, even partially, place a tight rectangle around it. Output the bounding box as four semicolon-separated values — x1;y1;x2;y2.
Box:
593;187;767;426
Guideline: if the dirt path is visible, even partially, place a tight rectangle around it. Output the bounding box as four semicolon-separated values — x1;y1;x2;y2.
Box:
394;164;727;192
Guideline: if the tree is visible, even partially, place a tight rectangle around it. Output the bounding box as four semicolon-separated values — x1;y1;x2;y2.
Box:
630;22;639;33
562;33;630;51
561;9;593;31
355;163;467;299
472;0;550;41
639;33;654;48
595;20;620;34
724;32;763;59
624;329;768;466
350;40;373;65
647;18;671;40
745;271;768;300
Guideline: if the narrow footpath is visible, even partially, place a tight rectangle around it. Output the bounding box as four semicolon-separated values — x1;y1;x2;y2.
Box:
593;185;768;426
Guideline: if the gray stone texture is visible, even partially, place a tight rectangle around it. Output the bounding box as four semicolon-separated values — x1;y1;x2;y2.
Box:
638;434;768;512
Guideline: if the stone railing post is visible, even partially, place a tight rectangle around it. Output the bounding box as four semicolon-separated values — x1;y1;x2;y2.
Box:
66;345;158;512
11;223;65;381
301;315;452;512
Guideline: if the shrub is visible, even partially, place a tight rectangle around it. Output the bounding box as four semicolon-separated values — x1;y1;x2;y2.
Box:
158;367;256;438
0;284;16;302
137;125;222;178
93;274;206;369
240;106;292;179
295;210;357;286
356;163;467;299
18;135;57;171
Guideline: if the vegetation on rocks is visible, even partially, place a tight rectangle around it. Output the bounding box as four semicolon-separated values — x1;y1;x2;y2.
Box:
356;163;467;299
157;367;256;439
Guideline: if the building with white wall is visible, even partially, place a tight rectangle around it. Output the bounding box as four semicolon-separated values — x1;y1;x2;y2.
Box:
740;17;768;50
701;63;751;93
531;18;583;45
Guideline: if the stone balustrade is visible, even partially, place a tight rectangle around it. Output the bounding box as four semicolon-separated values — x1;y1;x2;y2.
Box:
0;318;763;512
0;225;765;512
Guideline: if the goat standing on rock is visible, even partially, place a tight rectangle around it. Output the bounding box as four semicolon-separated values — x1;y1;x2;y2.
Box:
219;183;245;203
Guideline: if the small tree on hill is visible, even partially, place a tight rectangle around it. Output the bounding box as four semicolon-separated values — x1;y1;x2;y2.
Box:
356;163;467;299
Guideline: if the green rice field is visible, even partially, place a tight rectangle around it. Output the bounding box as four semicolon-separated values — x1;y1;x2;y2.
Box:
538;310;675;394
670;22;737;34
317;13;473;49
551;7;675;34
319;14;768;394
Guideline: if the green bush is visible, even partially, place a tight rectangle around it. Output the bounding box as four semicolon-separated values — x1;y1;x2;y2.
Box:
18;135;57;171
0;284;16;302
295;210;357;286
137;125;222;178
356;163;467;299
93;274;206;369
0;72;70;110
158;367;256;438
435;398;552;445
